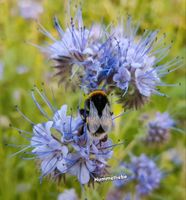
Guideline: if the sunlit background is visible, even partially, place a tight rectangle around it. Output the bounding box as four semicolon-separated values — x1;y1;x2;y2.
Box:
0;0;185;199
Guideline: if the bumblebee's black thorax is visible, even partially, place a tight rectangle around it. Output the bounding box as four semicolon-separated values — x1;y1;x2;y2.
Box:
79;90;112;137
85;90;109;117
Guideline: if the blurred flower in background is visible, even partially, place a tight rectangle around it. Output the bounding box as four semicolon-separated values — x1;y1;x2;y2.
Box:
16;65;29;74
0;61;4;80
145;112;175;143
130;154;162;196
18;0;43;19
113;154;162;196
113;163;134;188
167;148;182;166
57;189;78;200
106;188;123;200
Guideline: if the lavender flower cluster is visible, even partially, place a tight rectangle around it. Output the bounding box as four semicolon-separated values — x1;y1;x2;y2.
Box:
30;102;115;184
114;154;162;196
145;112;175;143
40;8;181;109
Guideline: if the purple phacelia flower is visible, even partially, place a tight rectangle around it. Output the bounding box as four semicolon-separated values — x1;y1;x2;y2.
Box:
13;87;123;185
130;154;162;196
132;154;162;195
39;7;181;109
149;112;175;129
112;18;182;109
113;154;162;196
145;112;175;143
40;8;104;88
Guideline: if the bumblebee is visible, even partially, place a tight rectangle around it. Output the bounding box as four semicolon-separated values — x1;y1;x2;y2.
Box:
80;90;113;141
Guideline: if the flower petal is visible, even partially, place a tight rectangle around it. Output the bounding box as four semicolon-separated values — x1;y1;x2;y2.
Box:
57;159;67;173
78;163;90;184
41;156;58;175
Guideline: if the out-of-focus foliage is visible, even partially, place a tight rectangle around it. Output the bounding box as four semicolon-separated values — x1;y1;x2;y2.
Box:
0;0;185;200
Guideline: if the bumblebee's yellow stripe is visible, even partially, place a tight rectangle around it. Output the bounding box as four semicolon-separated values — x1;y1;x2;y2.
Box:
88;90;106;98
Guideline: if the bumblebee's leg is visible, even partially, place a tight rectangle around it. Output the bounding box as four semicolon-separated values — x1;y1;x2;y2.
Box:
84;98;90;111
99;135;108;146
79;109;86;120
101;135;108;142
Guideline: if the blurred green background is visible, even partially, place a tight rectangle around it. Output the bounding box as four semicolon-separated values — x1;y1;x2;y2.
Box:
0;0;185;200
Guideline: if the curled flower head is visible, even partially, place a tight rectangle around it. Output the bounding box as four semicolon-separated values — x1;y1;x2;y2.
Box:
145;112;175;143
40;8;105;88
40;8;181;109
112;20;182;109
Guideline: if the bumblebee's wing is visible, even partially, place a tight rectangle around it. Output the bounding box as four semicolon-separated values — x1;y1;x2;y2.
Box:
100;103;113;132
87;101;100;133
